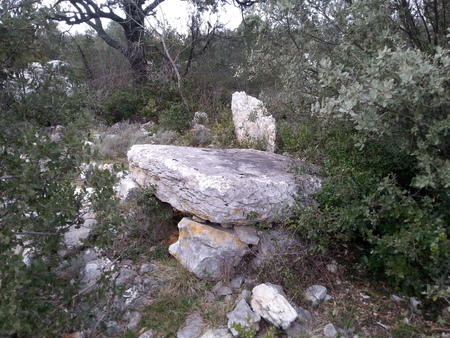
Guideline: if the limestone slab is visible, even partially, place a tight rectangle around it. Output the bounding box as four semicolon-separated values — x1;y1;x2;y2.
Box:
128;145;320;225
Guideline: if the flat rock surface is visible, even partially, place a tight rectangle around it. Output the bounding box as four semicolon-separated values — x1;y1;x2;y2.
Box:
128;145;320;225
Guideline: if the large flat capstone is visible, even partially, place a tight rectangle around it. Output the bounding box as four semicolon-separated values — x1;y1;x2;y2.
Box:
128;145;320;225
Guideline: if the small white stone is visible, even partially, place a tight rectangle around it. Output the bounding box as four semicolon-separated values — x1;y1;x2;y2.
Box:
304;285;328;306
251;283;297;329
324;323;338;337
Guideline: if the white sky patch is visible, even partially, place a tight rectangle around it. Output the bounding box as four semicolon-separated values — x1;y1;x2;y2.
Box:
55;0;243;35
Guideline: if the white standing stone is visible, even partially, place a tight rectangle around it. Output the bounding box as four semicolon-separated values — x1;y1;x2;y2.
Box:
250;283;297;329
231;91;276;152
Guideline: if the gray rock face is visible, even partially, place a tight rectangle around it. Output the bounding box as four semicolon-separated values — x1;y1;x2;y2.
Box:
231;91;276;152
128;145;320;226
234;225;260;245
169;218;249;280
251;283;297;329
304;285;329;306
177;313;205;338
323;323;338;337
227;299;261;336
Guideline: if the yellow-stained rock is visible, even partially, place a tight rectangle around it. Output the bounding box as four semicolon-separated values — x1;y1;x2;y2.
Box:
169;217;249;280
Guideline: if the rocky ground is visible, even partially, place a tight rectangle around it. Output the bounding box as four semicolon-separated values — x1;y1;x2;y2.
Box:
56;117;449;338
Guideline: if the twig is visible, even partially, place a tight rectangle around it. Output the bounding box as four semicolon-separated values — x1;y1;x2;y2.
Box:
13;231;58;236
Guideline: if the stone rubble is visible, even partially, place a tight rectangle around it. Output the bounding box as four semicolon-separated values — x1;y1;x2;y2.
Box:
304;284;331;306
226;298;261;336
250;283;298;329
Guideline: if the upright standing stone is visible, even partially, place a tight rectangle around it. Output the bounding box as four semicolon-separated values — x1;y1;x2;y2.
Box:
231;91;276;152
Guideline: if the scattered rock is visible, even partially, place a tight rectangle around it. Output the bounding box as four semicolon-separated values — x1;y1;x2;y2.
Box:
192;112;209;125
169;218;249;280
138;329;154;338
128;145;321;226
79;257;112;288
212;281;233;297
64;211;95;250
231;91;276;152
200;327;233;338
285;322;308;337
304;285;329;306
410;297;422;314
140;263;158;274
124;311;142;330
115;173;139;201
294;305;312;325
177;313;205;338
251;283;297;329
105;320;125;335
192;124;212;145
326;261;338;274
251;229;305;268
115;268;137;286
230;276;245;289
323;323;338;337
227;299;261;336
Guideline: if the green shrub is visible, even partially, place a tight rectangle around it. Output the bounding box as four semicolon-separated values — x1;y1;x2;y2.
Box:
293;46;450;294
0;123;123;335
103;90;144;123
157;104;192;132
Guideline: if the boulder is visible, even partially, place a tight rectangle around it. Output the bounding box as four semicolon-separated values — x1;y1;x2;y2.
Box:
169;218;249;280
250;283;297;330
231;91;276;152
128;145;320;226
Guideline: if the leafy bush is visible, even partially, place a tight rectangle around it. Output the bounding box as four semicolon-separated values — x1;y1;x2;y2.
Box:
103;90;144;123
0;123;123;335
157;103;192;132
293;46;450;294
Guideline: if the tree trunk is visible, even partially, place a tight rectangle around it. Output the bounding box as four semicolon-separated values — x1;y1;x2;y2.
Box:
122;10;148;82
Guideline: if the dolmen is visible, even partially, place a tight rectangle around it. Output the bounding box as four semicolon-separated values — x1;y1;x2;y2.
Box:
128;145;321;280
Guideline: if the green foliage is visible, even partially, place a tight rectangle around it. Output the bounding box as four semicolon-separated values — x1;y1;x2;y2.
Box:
0;0;46;74
141;295;200;336
308;45;450;293
114;186;175;261
249;0;450;296
0;126;81;335
103;90;145;123
277;120;316;154
231;317;257;338
158;103;192;132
